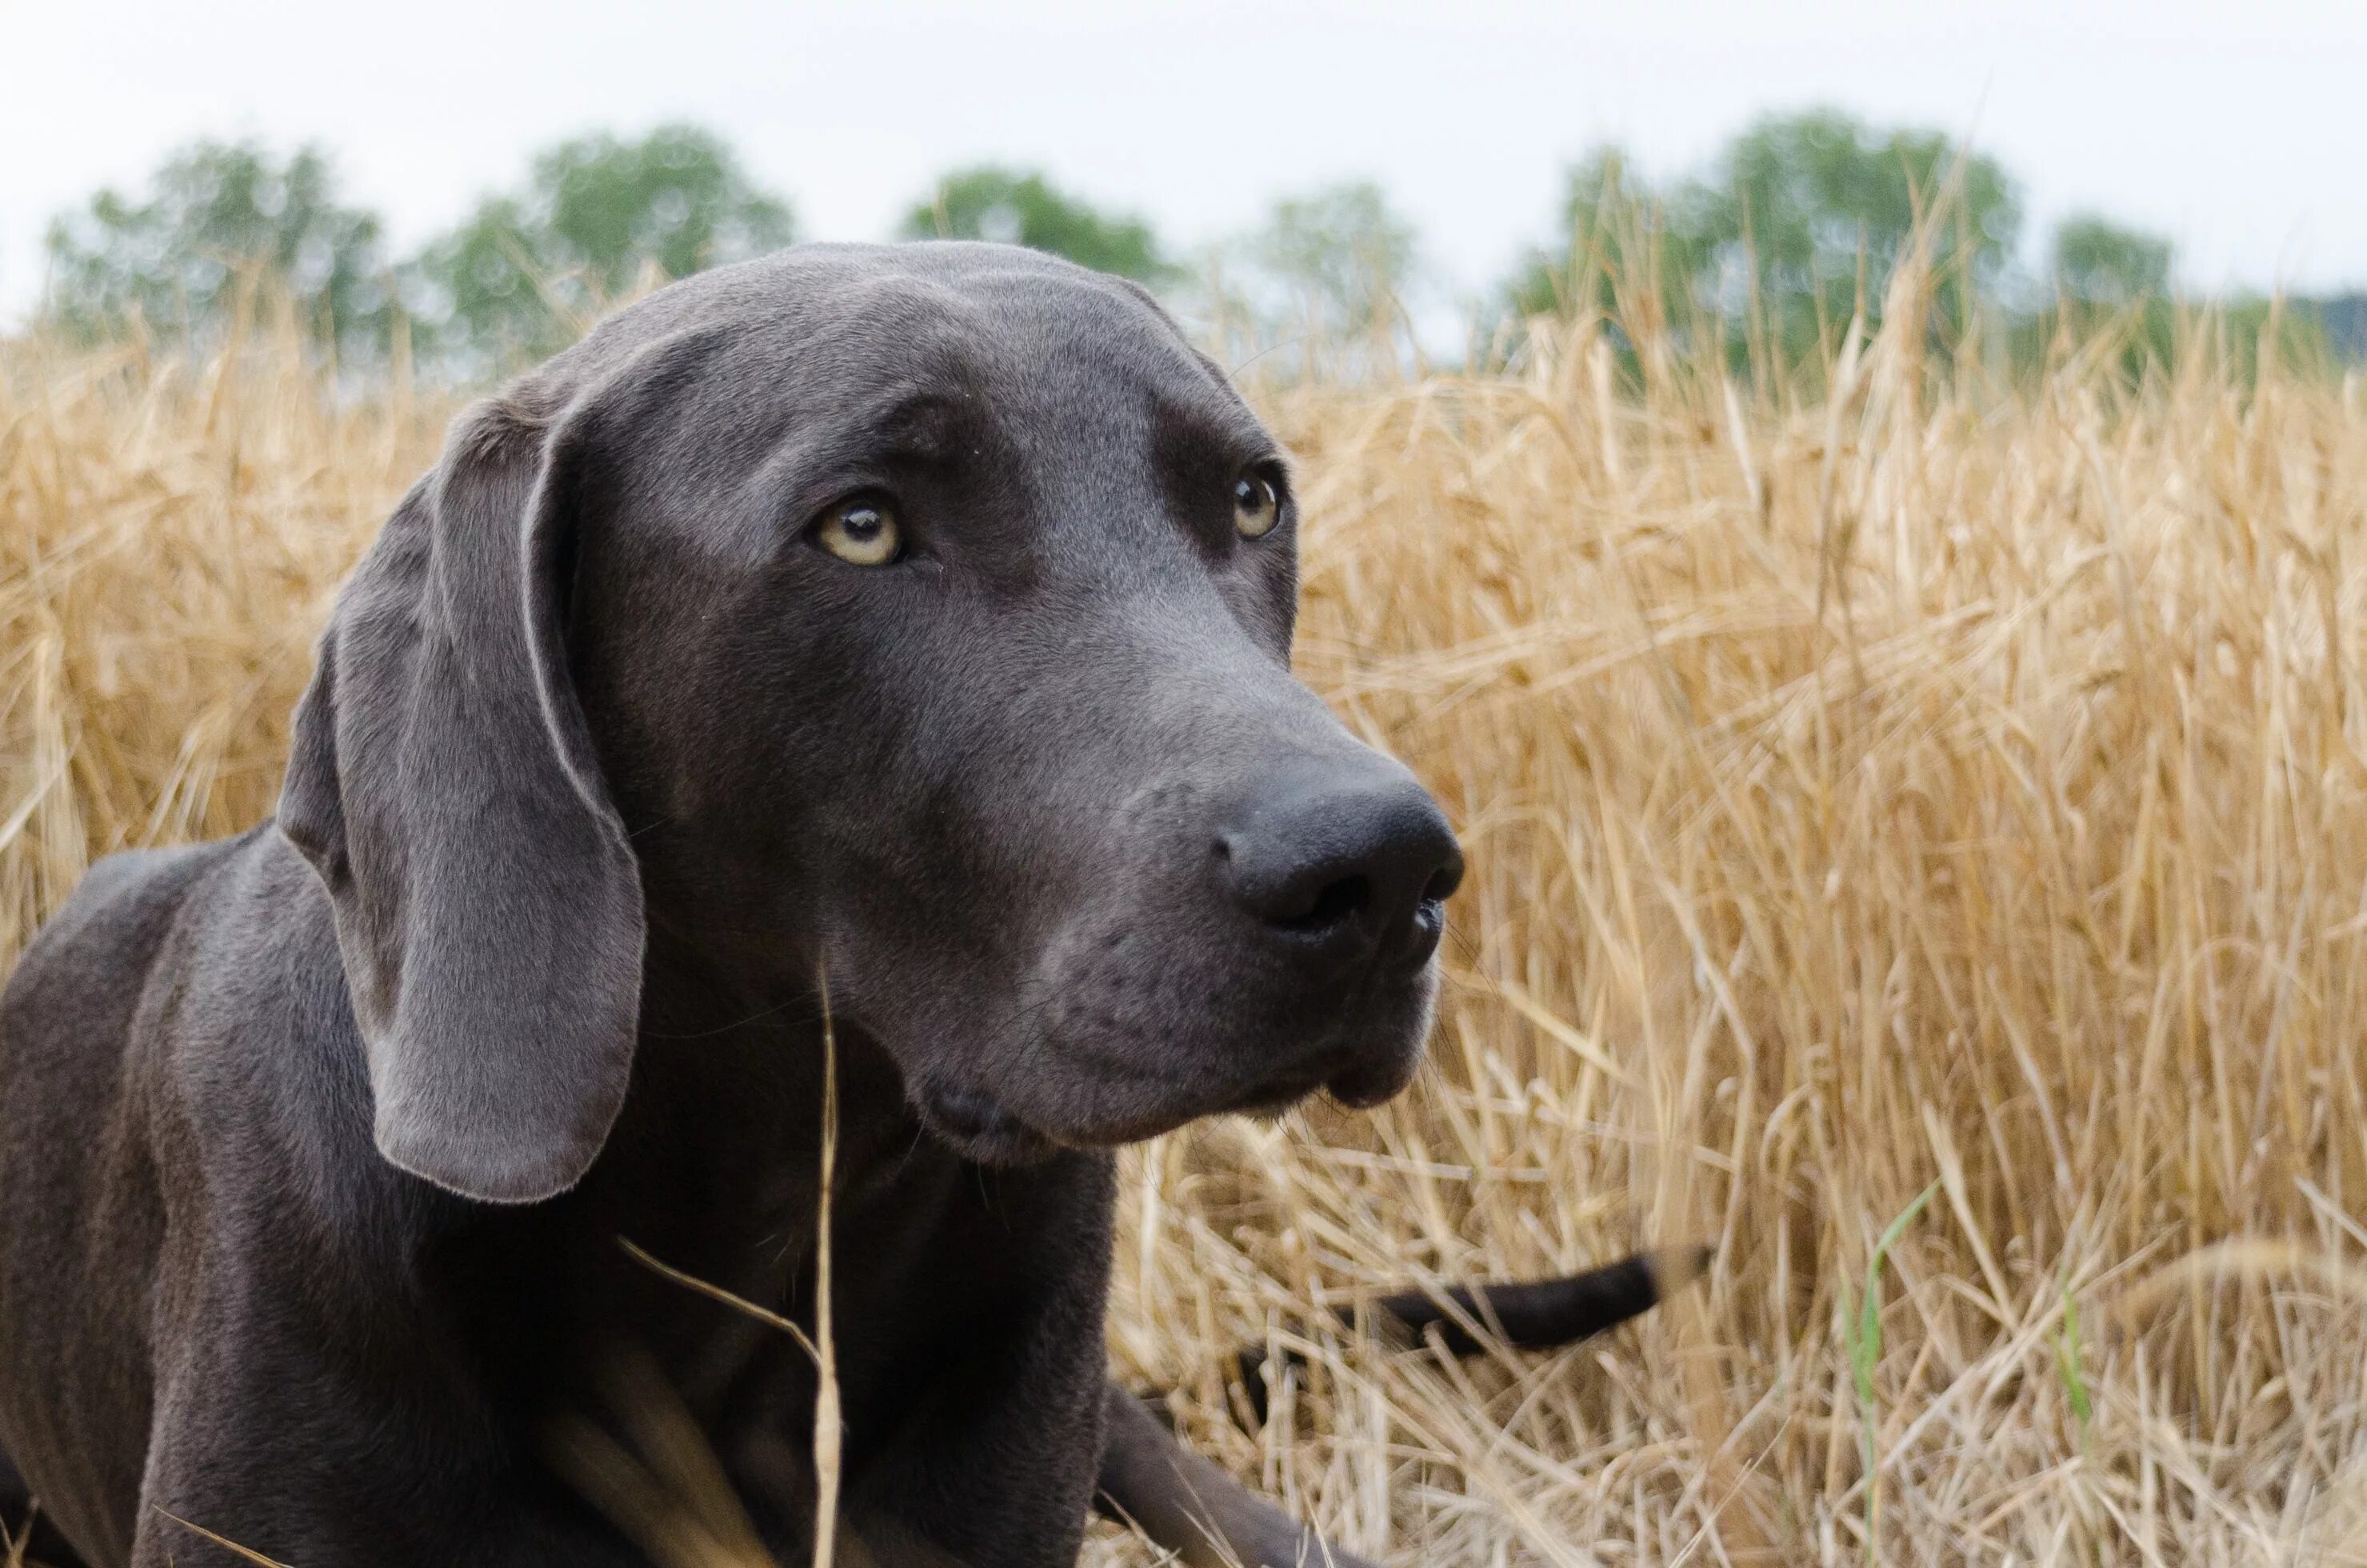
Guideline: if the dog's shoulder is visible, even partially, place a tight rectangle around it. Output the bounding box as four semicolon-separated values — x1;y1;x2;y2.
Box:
163;827;394;1209
0;826;381;1222
0;826;442;1556
0;833;245;1098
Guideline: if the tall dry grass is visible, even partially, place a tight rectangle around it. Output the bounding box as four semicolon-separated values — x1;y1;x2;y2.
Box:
0;330;441;962
6;286;2367;1564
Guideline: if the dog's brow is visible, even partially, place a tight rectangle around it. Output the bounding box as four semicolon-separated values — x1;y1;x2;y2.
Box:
793;388;986;479
1153;393;1281;474
871;391;976;458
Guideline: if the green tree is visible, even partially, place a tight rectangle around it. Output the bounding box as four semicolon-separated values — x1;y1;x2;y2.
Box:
408;124;794;374
2032;214;2177;379
1505;147;1718;330
1713;108;2018;348
43;139;391;359
2049;214;2172;306
1245;179;1418;338
899;166;1169;281
1192;179;1425;382
1509;110;2020;374
2313;294;2367;364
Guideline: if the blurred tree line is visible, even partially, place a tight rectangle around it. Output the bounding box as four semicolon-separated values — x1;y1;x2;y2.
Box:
1505;110;2342;387
34;111;2367;385
43;126;792;378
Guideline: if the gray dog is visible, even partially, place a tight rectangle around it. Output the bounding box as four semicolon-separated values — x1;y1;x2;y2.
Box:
0;244;1687;1567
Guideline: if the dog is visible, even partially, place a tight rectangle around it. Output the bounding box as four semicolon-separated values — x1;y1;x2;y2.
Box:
0;242;1690;1567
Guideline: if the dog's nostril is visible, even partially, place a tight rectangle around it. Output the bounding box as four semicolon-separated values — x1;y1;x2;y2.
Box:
1421;862;1462;905
1401;897;1446;967
1269;874;1371;934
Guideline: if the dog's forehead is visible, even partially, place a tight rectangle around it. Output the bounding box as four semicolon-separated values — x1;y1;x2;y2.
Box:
570;244;1266;458
778;257;1249;442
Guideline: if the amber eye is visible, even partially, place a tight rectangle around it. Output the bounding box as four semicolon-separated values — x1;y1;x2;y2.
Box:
816;497;902;566
1233;470;1281;539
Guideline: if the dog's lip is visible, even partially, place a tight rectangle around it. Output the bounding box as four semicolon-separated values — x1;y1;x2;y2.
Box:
913;960;1441;1156
1320;1035;1425;1109
1323;1062;1413;1109
1220;1060;1334;1115
910;1078;1063;1165
919;1064;1303;1157
918;1052;1413;1159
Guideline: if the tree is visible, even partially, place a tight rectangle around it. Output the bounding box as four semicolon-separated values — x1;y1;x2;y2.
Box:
1505;146;1715;326
407;124;794;374
898;166;1169;281
43;139;392;359
1713;109;2018;343
1213;180;1425;377
2050;214;2173;306
1244;180;1418;338
2314;294;2367;364
2016;215;2180;379
1509;110;2021;373
1189;179;1424;382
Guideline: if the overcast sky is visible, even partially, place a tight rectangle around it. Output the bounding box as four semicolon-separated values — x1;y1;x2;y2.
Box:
6;0;2365;325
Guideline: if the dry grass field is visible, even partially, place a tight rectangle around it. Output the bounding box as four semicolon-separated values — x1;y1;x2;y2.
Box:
7;276;2367;1564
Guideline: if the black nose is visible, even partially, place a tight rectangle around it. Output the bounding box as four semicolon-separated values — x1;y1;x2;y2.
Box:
1217;761;1464;967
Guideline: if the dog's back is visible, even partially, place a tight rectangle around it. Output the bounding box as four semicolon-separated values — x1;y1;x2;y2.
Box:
0;837;252;1562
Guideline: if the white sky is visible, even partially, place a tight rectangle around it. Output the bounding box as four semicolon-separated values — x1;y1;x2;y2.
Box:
5;0;2365;326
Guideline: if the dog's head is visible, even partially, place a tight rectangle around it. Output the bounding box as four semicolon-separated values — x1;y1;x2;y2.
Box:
282;244;1461;1202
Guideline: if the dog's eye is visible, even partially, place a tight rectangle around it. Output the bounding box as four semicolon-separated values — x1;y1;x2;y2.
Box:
1233;470;1281;540
815;498;903;566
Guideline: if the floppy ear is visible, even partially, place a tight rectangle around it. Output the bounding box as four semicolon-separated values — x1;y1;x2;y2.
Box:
280;392;644;1204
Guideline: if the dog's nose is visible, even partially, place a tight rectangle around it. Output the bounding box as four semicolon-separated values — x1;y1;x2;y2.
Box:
1217;762;1463;968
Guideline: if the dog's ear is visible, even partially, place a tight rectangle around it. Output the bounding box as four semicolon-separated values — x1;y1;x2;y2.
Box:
280;390;643;1204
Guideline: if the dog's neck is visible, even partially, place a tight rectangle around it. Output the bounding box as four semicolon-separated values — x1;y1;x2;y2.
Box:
594;921;944;1266
410;917;1057;1530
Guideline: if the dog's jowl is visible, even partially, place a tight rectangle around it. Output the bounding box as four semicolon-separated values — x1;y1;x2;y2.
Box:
0;244;1683;1568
